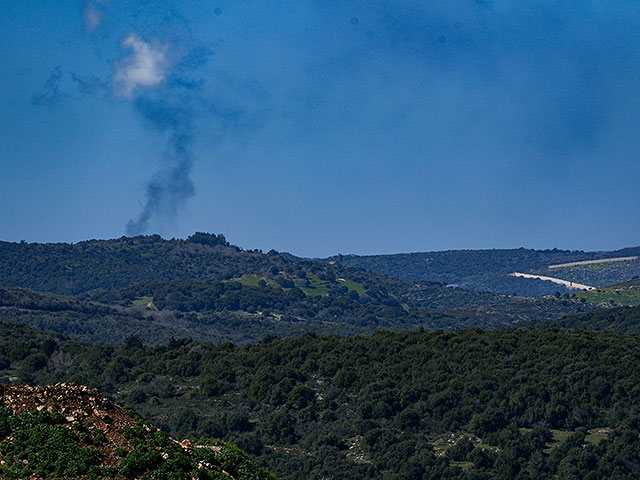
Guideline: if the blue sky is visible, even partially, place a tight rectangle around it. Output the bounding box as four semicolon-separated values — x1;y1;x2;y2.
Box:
1;0;639;257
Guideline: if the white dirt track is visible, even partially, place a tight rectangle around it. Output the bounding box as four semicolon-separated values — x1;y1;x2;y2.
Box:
548;256;638;269
508;272;596;291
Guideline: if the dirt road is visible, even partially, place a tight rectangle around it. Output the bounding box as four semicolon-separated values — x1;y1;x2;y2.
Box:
548;256;638;269
509;272;596;291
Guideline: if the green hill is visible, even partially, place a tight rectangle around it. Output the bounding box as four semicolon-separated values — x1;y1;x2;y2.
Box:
3;234;626;344
533;261;640;290
0;233;494;307
0;233;514;311
529;280;640;335
570;279;640;308
332;247;640;296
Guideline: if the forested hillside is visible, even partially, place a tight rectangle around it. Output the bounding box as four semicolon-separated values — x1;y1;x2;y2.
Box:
533;260;640;290
536;304;640;335
3;233;638;479
0;233;282;295
333;246;640;296
0;282;599;345
0;233;507;309
3;321;640;479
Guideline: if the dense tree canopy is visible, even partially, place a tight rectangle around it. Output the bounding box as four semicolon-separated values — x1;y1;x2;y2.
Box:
3;322;640;479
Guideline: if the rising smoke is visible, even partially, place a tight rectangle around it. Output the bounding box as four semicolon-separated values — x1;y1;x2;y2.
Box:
29;3;252;237
31;66;65;107
125;97;195;236
111;32;200;235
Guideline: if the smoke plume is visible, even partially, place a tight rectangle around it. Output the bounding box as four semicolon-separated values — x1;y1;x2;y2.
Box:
125;96;195;236
32;6;234;236
31;66;65;107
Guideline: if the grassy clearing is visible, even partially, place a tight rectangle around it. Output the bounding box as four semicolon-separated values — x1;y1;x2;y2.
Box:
227;273;371;299
573;285;640;307
388;293;411;312
582;263;617;271
431;434;458;456
233;272;334;296
519;428;573;453
298;273;330;296
550;429;573;443
133;296;154;308
586;428;610;445
230;274;282;289
234;274;265;287
430;432;498;457
520;428;610;453
232;274;276;288
336;278;366;295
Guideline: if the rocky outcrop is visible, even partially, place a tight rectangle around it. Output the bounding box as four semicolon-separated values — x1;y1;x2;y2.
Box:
0;383;276;480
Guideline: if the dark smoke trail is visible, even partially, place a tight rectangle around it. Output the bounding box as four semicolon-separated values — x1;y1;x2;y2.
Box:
31;66;65;107
125;96;195;235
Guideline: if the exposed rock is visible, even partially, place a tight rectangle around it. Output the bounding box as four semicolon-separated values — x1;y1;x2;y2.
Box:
0;382;136;468
0;383;277;480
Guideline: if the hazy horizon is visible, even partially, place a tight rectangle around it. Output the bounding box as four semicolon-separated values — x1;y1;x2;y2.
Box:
1;231;638;260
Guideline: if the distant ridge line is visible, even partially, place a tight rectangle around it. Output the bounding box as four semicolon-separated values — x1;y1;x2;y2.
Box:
548;256;639;269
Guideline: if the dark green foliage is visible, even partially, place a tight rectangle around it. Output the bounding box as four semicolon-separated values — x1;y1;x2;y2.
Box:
0;396;276;480
447;438;474;461
0;234;469;306
537;304;640;334
119;426;192;479
186;232;229;247
0;234;245;295
193;439;278;480
1;233;616;348
262;413;296;444
4;321;640;479
0;409;103;479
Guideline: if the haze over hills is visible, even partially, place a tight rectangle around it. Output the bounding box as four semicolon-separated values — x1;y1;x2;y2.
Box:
331;247;640;297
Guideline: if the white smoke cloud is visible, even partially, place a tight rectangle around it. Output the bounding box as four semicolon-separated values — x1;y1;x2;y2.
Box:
113;34;172;96
83;2;103;34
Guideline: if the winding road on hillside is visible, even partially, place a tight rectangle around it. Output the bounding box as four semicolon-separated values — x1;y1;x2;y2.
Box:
509;272;596;291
